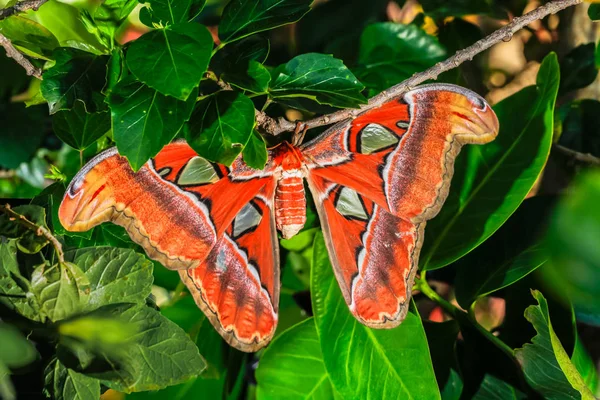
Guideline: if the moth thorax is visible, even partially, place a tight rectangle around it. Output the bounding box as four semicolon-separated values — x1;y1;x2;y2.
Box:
275;173;306;239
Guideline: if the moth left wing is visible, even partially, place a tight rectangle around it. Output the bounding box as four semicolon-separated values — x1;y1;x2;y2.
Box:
179;182;280;352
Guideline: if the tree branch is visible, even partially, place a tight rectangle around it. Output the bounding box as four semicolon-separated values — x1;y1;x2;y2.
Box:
256;0;584;136
0;33;42;79
553;144;600;165
0;204;64;264
0;0;48;20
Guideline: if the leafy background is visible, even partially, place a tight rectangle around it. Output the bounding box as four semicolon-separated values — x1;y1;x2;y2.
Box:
0;0;600;399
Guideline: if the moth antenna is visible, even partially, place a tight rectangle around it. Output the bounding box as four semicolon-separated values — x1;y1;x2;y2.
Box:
292;122;308;146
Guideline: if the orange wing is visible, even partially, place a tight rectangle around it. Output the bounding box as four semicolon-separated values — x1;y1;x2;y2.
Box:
303;84;499;326
59;141;276;271
179;182;280;351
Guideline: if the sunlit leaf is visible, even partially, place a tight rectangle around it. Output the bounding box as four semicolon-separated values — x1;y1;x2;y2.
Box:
52;100;110;151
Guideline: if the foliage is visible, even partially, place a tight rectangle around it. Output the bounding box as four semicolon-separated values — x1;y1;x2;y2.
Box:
0;0;599;399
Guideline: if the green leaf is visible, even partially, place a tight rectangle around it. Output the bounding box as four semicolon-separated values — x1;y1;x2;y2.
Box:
0;323;38;368
140;0;206;26
559;43;598;95
64;247;153;310
44;358;100;400
0;205;50;254
242;130;268;169
218;0;312;44
471;374;526;400
211;35;270;74
126;22;212;100
454;197;555;309
270;53;367;109
310;232;440;399
256;318;334;400
108;76;198;170
31;262;91;322
421;52;560;270
53;100;110;151
0;240;41;320
223;60;271;94
355;23;446;94
588;4;600;21
95;304;206;393
41;48;108;114
0;16;59;60
543;170;600;324
26;0;108;54
515;290;595;399
0;103;48;169
185;91;255;165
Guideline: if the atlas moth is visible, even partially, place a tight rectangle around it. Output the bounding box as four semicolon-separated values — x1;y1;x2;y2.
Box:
59;84;499;352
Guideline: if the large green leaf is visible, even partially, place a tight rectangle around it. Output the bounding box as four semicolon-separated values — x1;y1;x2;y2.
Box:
256;318;334;400
108;76;198;170
64;247;153;310
218;0;312;44
471;374;526;400
140;0;206;27
515;290;595;399
185;91;255;165
242;130;268;169
270;53;367;109
454;197;555;309
543;170;600;324
126;22;212;100
0;240;41;320
572;333;599;394
421;53;560;270
52;100;110;151
44;359;100;400
0;16;59;60
97;304;207;393
310;232;440;399
354;23;446;94
41;48;108;114
31;262;90;322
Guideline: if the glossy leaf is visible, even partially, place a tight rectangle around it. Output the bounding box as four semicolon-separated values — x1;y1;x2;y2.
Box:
64;247;153;309
270;53;367;109
52;100;110;151
0;16;59;60
311;232;440;399
31;262;91;322
126;22;212;100
515;290;595;399
421;53;560;270
242;130;268;169
257;318;333;400
471;375;526;400
559;43;598;95
572;333;599;394
223;60;271;94
218;0;312;44
185;91;255;165
108;76;198;170
140;0;206;26
41;48;108;114
355;23;446;94
44;359;100;400
543;170;600;324
454;197;555;309
211;35;270;74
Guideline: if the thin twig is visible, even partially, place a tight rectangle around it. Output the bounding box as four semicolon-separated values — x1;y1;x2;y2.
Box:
0;0;48;20
256;0;583;136
553;144;600;165
0;204;64;264
0;33;42;79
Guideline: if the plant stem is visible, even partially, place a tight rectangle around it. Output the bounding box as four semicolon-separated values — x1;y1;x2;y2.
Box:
0;204;64;264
